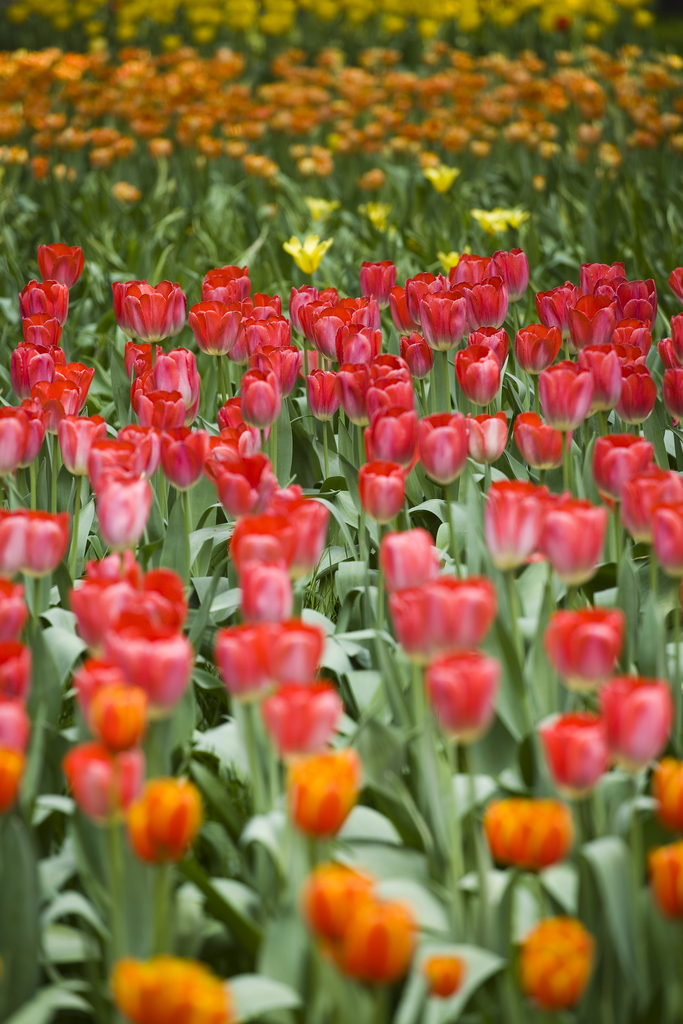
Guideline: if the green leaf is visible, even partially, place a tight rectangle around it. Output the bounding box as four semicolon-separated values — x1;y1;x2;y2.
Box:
396;943;505;1024
40;627;86;687
4;986;90;1024
110;346;130;428
0;817;40;1019
160;490;189;581
637;591;665;679
189;760;242;841
231;974;302;1022
617;546;639;671
178;861;262;958
276;399;293;485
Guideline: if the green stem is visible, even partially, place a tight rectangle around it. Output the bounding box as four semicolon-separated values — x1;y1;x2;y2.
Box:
445;483;461;577
182;488;192;583
238;701;268;814
441;349;450;412
107;821;125;962
598;410;608;436
630;775;643;887
217;355;228;407
51;434;61;514
463;746;488;946
322;420;329;481
650;547;658;599
418;377;428;417
145;718;172;777
533;375;540;417
153;863;171;955
376;523;384;632
562;431;570;494
29;460;37;512
69;475;83;580
359;505;367;563
271;419;278;482
614;503;622;566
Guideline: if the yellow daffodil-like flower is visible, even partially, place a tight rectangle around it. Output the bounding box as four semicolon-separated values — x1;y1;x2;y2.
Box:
305;197;340;222
423;164;461;194
283;234;333;274
358;202;391;233
470;207;529;235
437;247;471;273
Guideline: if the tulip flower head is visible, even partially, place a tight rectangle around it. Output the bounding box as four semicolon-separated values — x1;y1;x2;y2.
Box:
484;798;574;870
283;235;333;275
128;777;202;862
600;676;673;771
519;917;594;1010
426;650;500;743
653;759;683;833
423;955;466;999
539;713;608;798
544;608;624;691
650;842;683;918
287;748;361;836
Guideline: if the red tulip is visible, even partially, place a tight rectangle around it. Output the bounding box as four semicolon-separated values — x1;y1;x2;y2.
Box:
455;346;500;406
263;683;343;756
241;369;281;429
54;362;94;413
30;379;80;433
419;291;468;351
621;468;683;544
0;408;29;476
535;282;579;339
229;514;294;573
312;306;354;361
669;267;683;304
37;243;84;288
17;398;47;467
307;369;340;421
389;576;497;662
485;480;545;571
21;313;62;350
290;285;338;337
468;326;509;367
544;608;624;691
0;700;30;753
11;343;58;399
658;339;681;371
240;562;293;623
664;368;683;423
400;332;434;379
202;265;251;304
577;345;622;412
97;479;152;551
118;425;161;479
251;346;299;398
335;364;370;426
652;503;683;576
567;294;616;350
188;300;241;356
264;620;325;683
63;742;144;822
124;342;153;380
105;621;193;713
389;287;419;334
600;676;672;771
592;435;653;502
58;415;107;476
617;364;657;424
450;254;491;286
613;343;646;368
616;279;656;325
88;440;140;492
120;281;186;343
365;408;417;469
513;413;564;469
464;276;508;330
417;412;468;486
0;509;69;578
240;315;292;357
153;349;200;425
671;313;683;364
19;280;69;324
210;451;278;517
358;461;405;523
368;355;411;384
160;428;209;490
539;361;593;431
214;624;271;700
379;528;440;593
360;261;396;308
70;580;138;652
541;498;608;585
266;490;330;578
366;374;414;422
515;324;562;375
426;650;500;742
580;262;625;296
539;713;608;798
467;412;508;464
0;642;31;702
0;580;27;641
490;248;529;302
613;319;652;357
405;273;441;325
335;326;382;367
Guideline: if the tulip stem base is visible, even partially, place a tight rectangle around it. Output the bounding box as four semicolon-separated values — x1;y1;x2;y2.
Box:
182;488;193;582
29;461;36;512
69;475;83;580
598;410;608;436
153;863;171;955
322;420;329;481
238;701;268;815
533;376;540;417
441;350;450;412
561;432;570;494
445;484;461;577
107;821;125;962
217;355;228;406
650;550;658;599
51;435;61;515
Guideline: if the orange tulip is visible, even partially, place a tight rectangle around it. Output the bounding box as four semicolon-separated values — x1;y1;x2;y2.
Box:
519;917;594;1010
301;863;374;943
287;749;361;837
653;759;683;832
483;799;574;871
337;898;415;983
127;778;202;863
89;683;148;752
650;842;683;917
423;954;466;998
112;956;232;1024
0;749;24;812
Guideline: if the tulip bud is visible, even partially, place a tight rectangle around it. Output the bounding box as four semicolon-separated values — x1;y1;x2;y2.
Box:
539;361;593;431
214;624;271;700
287;748;361;836
541;498;607;585
121;281;186;343
400;332;433;379
240;562;293;623
58;415;107;476
389;576;497;662
0;580;27;642
307;370;340;421
37;244;85;288
19;280;69;324
600;676;673;771
128;778;202;862
263;619;325;684
153;348;200;425
664;368;683;423
652;503;683;576
535;282;579;339
417;412;467;485
568;294;616;350
379;528;440;593
21;313;62;350
210;451;278;518
515;324;562;375
513;412;564;469
519;918;594;1011
0;700;30;753
577;345;622;412
426;650;500;742
467;411;507;464
301;863;374;942
539;713;608;798
337;898;415;984
112;957;232;1024
616;279;656;325
160;428;209;490
335;363;369;425
262;683;343;757
592;434;653;502
97;479;153;552
613;318;652;356
389;287;419;334
617;365;656;425
650;842;683;918
89;683;148;752
419;292;468;351
105;621;193;714
358;461;405;523
203;265;250;304
63;742;145;822
365;408;417;469
360;261;396;308
622;468;683;544
0;509;70;578
490;248;529;302
484;481;545;571
544;608;624;691
653;759;683;832
188;300;241;356
484;798;574;870
464;276;508;330
0;749;25;812
455;346;500;406
241;369;281;429
468;325;509;366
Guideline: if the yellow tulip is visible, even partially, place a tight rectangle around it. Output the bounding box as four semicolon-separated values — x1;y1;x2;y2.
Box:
437;248;471;274
470;207;529;235
423;164;461;194
358;202;391;233
283;234;333;274
305;197;340;222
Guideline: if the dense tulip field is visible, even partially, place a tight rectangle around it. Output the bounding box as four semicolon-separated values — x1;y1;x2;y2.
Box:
4;5;683;1024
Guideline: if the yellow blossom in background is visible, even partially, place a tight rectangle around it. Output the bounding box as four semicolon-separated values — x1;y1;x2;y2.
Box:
437;247;471;273
283;234;333;274
423;164;461;194
358;202;391;233
305;197;340;222
470;207;529;235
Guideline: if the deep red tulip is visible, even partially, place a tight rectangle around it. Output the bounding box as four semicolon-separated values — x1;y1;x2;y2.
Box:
455;346;500;406
120;281;186;343
390;575;497;662
0;408;29;476
290;286;338;337
400;332;434;379
240;315;292;358
58;415;107;476
540;713;608;798
19;280;69;324
307;369;340;421
450;254;491;286
464;276;508;330
360;261;397;309
379;528;440;593
214;624;271;700
118;425;161;479
613;319;652;357
30;377;80;432
419;291;468;351
160;428;209;490
468;326;509;367
251;346;299;398
17;398;47;467
426;650;500;742
614;343;646;368
664;368;683;423
616;279;657;325
485;480;545;571
366;374;414;422
124;341;153;380
600;676;672;771
617;364;657;424
263;619;325;683
544;608;624;691
592;435;653;502
658;339;681;370
358;461;405;523
230;514;295;573
132;378;186;431
335;364;370;426
513;413;564;469
515;324;562;375
210;451;278;517
202;265;251;304
467;412;507;464
417;412;468;485
580;262;625;296
0;700;30;753
63;742;144;822
389;286;419;334
97;479;152;551
88;440;140;492
240;562;293;623
153;349;200;425
535;282;579;339
567;294;616;350
652;503;683;576
188;300;241;356
490;248;529;302
0;580;27;641
335;325;381;367
671;313;683;365
621;468;683;543
368;355;411;385
541;497;607;585
54;362;94;413
241;368;281;429
0;642;31;702
405;273;441;325
105;621;193;713
263;683;343;756
539;361;593;431
21;313;62;350
365;408;417;469
0;509;69;578
266;489;330;577
37;244;84;288
669;268;683;304
577;345;622;412
312;306;354;361
11;343;58;399
70;578;137;652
